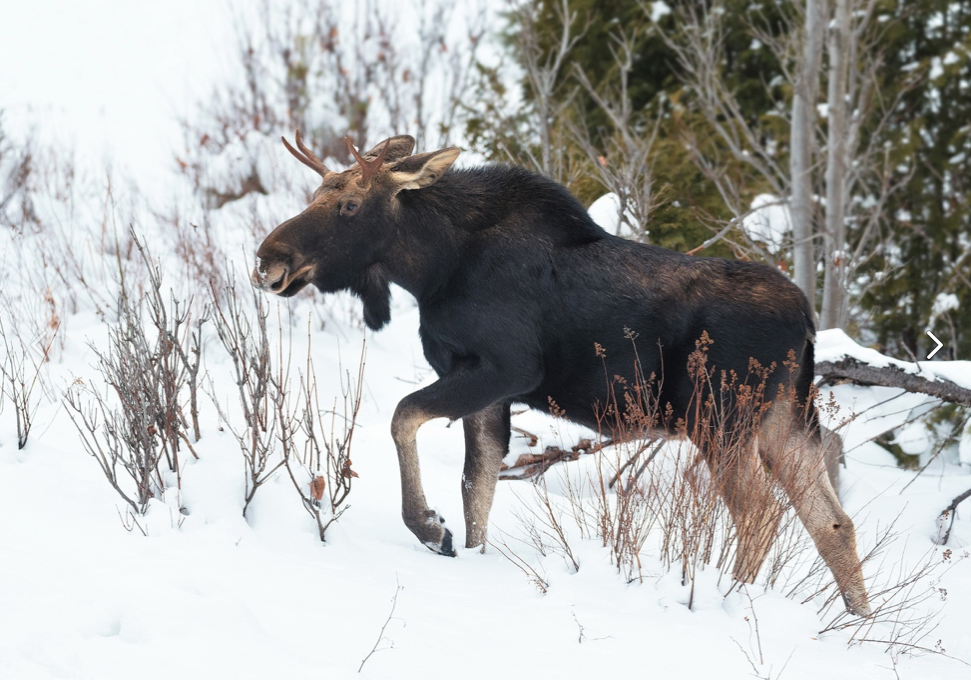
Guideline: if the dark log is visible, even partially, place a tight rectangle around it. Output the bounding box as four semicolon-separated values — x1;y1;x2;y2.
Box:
816;357;971;406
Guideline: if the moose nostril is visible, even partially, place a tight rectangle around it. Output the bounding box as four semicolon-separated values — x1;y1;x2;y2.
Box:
269;274;286;292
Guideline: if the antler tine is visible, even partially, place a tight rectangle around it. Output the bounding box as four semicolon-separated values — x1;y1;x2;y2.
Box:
344;137;391;187
281;131;330;177
295;130;330;174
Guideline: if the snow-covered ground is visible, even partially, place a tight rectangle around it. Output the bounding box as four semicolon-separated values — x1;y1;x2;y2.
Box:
3;294;971;679
3;3;971;679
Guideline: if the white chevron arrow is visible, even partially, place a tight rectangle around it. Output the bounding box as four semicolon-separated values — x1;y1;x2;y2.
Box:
926;330;944;359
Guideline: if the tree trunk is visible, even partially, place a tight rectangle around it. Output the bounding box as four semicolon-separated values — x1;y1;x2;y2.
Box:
791;0;824;311
821;0;850;330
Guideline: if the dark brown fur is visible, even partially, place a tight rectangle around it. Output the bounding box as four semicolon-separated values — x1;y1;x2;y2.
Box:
253;134;870;615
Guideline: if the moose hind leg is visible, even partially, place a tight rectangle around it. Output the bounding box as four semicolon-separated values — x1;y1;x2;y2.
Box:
760;407;870;616
710;438;785;584
462;402;510;550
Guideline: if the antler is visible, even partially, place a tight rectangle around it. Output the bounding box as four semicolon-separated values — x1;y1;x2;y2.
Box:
344;137;391;187
281;130;330;177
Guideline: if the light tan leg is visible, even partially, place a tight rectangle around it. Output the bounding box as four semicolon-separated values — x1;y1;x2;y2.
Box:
707;438;784;583
462;402;510;549
821;424;843;496
760;405;870;615
391;402;455;555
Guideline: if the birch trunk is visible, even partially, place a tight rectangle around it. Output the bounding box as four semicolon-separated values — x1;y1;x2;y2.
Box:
821;0;850;330
790;0;825;311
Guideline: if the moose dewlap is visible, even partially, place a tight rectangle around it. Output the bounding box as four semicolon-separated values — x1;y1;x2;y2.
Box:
252;132;870;616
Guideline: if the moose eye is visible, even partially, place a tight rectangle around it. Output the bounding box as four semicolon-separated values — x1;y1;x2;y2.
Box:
342;201;360;216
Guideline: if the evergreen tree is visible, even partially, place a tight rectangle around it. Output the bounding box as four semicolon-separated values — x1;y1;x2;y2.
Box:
860;1;971;360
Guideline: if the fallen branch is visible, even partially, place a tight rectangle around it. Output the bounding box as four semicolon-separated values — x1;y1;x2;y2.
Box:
500;438;610;480
816;357;971;406
939;487;971;545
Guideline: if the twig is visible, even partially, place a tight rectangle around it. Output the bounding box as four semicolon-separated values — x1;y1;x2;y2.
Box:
511;425;539;447
358;576;404;673
571;611;586;644
486;536;549;593
609;438;664;489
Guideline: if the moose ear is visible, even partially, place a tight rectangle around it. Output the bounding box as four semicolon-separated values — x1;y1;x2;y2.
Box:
363;135;415;162
389;147;461;191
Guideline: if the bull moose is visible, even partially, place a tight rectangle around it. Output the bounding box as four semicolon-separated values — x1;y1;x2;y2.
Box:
252;132;870;616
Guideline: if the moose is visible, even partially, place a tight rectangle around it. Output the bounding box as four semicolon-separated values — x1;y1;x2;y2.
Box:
253;132;870;616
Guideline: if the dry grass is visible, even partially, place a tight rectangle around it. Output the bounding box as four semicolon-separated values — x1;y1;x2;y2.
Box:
505;332;958;661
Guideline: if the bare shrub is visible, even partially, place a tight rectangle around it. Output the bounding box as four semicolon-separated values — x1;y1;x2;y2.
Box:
0;310;59;449
513;477;580;573
508;332;956;660
208;278;287;517
284;336;365;541
65;384;159;515
0;116;39;234
499;0;588;184
177;0;487;206
569;27;662;240
65;231;207;514
519;332;819;604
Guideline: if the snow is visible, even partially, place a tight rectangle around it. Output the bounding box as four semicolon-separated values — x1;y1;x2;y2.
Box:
817;328;971;389
0;0;230;198
2;3;971;679
587;191;641;236
961;419;971;466
649;1;672;22
932;292;960;319
742;193;791;253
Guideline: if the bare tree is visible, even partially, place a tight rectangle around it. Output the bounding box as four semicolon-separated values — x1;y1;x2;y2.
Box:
659;0;918;329
178;0;488;209
570;27;663;239
820;0;851;329
790;0;825;306
505;0;587;183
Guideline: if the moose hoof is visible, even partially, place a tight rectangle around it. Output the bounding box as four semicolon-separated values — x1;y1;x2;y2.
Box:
426;527;455;557
843;592;872;617
409;510;456;557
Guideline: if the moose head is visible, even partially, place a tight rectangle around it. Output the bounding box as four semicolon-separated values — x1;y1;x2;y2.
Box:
251;131;460;328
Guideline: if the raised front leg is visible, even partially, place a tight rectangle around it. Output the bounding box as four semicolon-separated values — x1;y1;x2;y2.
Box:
391;360;539;556
391;400;456;555
462;402;511;550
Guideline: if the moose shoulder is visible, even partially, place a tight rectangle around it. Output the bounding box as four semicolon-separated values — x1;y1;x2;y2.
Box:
253;133;870;616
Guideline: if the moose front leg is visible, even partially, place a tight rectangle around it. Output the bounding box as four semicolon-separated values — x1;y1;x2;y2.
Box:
462;402;511;550
391;400;456;555
390;361;538;557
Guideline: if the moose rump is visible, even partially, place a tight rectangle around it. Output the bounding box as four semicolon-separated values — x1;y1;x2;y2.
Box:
253;132;870;616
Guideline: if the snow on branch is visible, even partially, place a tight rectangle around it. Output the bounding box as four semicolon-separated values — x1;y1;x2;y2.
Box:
815;329;971;406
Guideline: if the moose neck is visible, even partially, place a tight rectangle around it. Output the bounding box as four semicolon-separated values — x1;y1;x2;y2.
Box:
380;180;472;301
